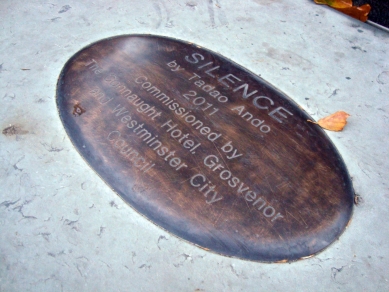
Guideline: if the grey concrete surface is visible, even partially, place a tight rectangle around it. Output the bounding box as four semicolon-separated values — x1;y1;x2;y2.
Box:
1;0;388;291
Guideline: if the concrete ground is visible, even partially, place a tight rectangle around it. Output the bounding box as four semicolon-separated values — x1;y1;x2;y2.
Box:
1;0;388;291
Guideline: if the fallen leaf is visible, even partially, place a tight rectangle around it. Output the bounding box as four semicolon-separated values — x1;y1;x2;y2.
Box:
336;4;371;22
314;0;371;22
314;0;352;9
308;111;350;131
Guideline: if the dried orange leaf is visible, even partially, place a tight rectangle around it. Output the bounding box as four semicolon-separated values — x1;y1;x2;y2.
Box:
314;0;371;22
336;4;371;22
314;0;352;9
316;111;350;131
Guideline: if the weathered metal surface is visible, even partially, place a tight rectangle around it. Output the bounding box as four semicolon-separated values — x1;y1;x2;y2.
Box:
56;35;354;262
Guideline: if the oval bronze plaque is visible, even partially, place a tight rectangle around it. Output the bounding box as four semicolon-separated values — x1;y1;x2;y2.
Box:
57;35;354;262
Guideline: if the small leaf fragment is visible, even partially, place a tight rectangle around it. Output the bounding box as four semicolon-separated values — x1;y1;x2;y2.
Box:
313;0;371;22
336;4;371;22
316;111;350;131
314;0;352;9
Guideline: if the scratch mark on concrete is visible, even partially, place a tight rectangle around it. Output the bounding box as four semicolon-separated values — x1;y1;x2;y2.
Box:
132;252;137;263
138;264;151;270
3;93;16;100
230;264;241;277
58;5;71;14
13;155;25;171
50;17;61;22
215;0;228;26
0;198;21;208
40;232;51;242
207;0;216;27
77;256;89;261
157;235;168;250
100;260;111;268
13;200;37;220
331;265;346;280
97;226;105;237
153;2;162;29
75;264;83;277
109;200;118;208
63;218;80;231
328;89;339;98
41;142;63;152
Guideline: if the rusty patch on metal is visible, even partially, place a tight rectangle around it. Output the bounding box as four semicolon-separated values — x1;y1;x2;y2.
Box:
72;102;86;116
56;35;354;262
